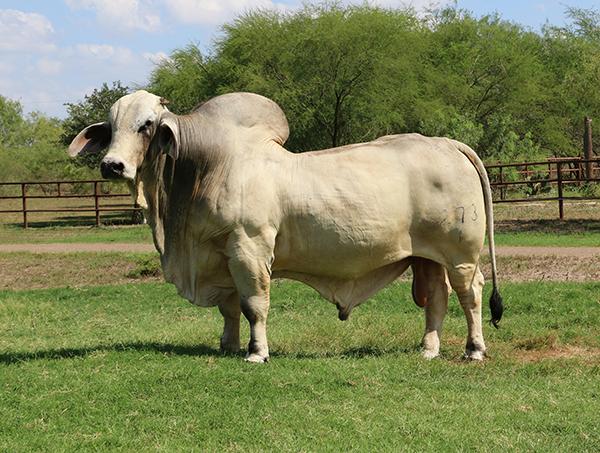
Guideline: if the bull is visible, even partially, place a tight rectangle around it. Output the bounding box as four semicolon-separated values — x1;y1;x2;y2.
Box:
69;90;503;362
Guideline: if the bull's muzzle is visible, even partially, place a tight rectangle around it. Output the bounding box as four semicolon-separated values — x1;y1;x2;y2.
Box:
100;159;125;179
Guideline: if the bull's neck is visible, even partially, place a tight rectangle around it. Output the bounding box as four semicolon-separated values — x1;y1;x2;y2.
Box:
138;148;167;255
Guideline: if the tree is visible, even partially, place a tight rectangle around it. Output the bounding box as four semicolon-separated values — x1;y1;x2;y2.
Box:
0;95;28;148
540;7;600;156
149;4;425;151
148;44;216;115
61;81;129;168
146;3;600;162
0;95;95;184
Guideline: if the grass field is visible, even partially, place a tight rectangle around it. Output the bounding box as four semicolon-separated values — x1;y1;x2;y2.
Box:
0;224;152;244
1;222;600;248
492;231;600;247
1;280;599;451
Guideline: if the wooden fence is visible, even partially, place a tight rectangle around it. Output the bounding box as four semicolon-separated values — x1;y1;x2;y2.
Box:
0;157;599;227
486;157;600;219
0;180;141;228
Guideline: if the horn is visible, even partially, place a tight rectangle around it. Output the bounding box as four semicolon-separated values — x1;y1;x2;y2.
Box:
160;97;170;106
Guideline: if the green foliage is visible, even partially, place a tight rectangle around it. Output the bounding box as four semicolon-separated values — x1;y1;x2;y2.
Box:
148;44;214;114
61;81;129;169
0;96;27;148
418;111;484;149
0;95;95;184
539;7;600;155
147;3;600;162
151;5;426;151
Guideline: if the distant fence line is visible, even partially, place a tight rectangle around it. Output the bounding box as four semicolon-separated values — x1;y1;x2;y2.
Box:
0;157;599;227
487;157;600;219
0;180;141;228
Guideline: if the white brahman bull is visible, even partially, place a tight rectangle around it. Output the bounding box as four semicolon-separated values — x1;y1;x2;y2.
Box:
69;90;503;362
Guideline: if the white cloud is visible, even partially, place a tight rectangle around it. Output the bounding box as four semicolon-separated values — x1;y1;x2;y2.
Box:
71;44;139;69
164;0;290;25
162;0;449;26
344;1;451;11
65;0;161;32
37;58;62;76
1;41;156;117
0;9;56;52
143;51;170;65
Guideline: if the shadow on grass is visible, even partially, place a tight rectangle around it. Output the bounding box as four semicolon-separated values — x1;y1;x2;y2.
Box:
0;342;423;365
270;343;422;360
496;218;600;234
4;213;139;229
0;341;220;365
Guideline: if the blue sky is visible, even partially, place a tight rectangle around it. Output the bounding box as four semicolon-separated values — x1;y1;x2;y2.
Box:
0;0;597;118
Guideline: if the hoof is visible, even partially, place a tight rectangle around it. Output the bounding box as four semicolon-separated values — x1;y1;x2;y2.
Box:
422;349;439;360
463;349;486;361
245;353;269;363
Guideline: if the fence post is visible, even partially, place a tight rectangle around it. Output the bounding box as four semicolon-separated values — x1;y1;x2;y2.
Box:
21;183;28;229
94;181;100;226
556;161;564;220
499;166;505;200
584;117;593;180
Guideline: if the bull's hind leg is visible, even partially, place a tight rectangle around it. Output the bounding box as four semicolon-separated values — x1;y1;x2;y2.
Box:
447;263;486;360
218;292;241;354
412;258;450;359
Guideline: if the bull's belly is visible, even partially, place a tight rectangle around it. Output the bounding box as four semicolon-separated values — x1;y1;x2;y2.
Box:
273;211;485;279
272;232;411;279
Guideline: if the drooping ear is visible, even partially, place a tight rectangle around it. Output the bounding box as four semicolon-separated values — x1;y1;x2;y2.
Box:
68;122;111;157
157;116;179;160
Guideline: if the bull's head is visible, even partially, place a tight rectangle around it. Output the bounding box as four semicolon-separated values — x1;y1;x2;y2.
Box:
68;90;179;209
68;90;175;182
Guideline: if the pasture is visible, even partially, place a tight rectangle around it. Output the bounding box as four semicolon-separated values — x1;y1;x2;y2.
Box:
1;254;599;451
1;201;599;451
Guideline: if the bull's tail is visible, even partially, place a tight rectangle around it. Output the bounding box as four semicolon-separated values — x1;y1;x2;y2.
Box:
452;140;504;328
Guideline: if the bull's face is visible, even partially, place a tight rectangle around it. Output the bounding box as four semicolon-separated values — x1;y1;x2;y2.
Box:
68;90;170;182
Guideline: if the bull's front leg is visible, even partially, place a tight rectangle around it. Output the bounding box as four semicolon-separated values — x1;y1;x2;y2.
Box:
226;229;275;363
239;293;270;363
218;292;241;354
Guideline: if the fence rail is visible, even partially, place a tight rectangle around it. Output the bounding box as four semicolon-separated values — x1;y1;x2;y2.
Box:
0;180;141;228
1;157;599;227
486;157;600;219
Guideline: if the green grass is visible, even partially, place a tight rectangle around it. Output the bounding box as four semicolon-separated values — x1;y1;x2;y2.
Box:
0;224;152;244
2;223;600;248
493;231;600;247
1;281;599;451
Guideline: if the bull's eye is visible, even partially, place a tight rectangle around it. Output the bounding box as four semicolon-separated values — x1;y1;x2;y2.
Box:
137;120;152;133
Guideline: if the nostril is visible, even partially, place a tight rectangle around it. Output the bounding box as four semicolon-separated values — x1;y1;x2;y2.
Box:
100;160;125;179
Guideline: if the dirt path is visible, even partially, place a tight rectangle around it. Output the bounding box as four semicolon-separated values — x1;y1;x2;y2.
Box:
0;243;598;289
0;242;598;257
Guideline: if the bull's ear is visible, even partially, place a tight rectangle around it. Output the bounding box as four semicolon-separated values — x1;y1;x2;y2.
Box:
158;116;179;160
68;122;111;157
